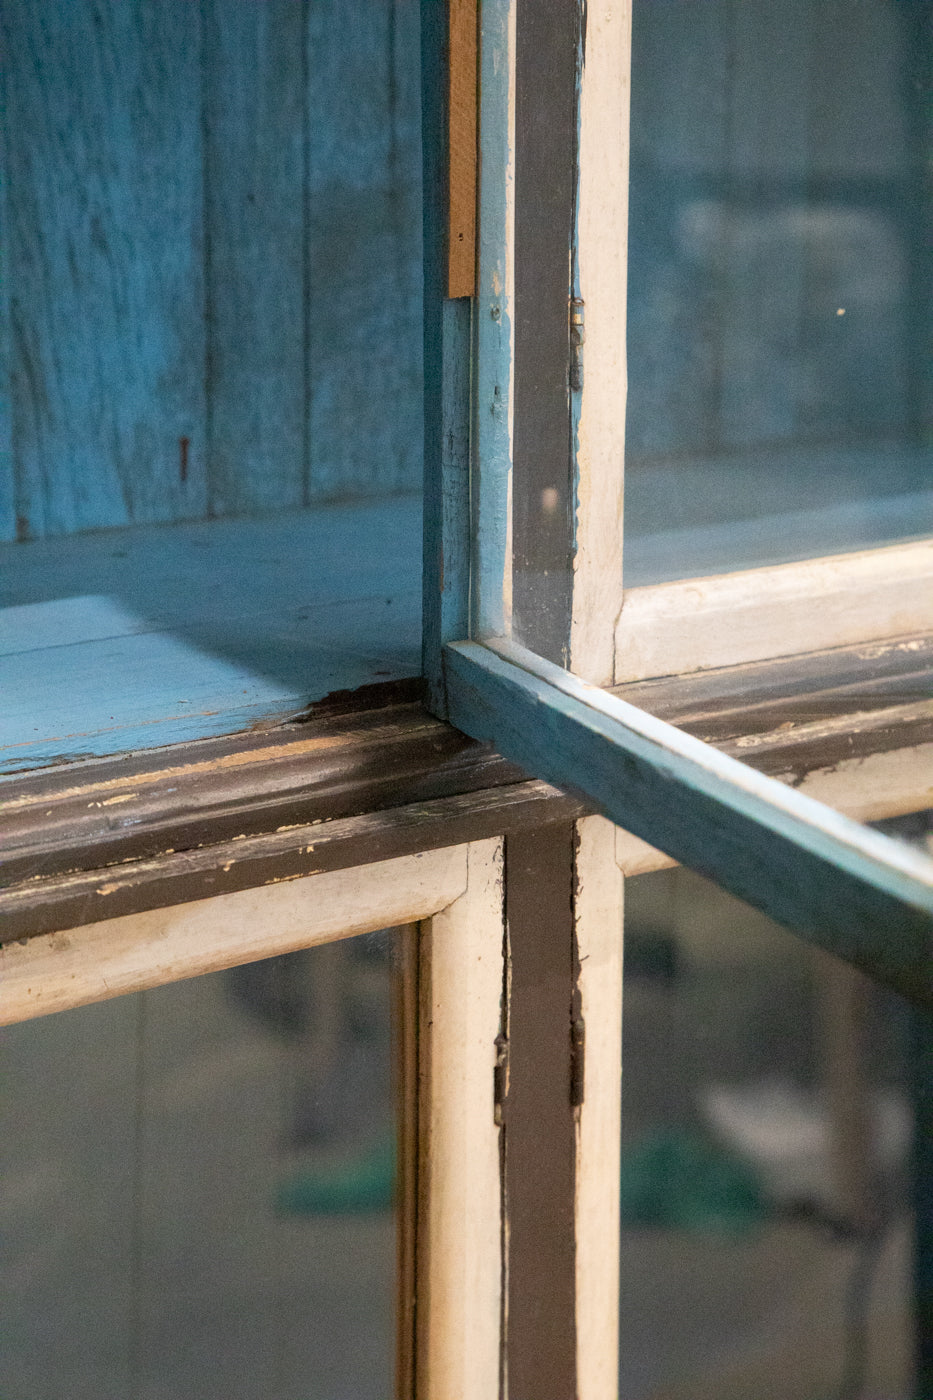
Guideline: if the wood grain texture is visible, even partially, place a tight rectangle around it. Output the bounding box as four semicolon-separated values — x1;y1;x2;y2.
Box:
447;0;477;297
421;0;457;709
473;0;515;640
573;816;624;1400
202;0;307;515
503;823;578;1400
0;496;421;772
511;0;577;662
305;0;423;501
446;637;933;1004
417;839;504;1400
2;0;206;537
0;779;582;944
572;0;630;686
616;538;933;682
2;0;424;540
422;297;472;713
0;846;469;1026
3;625;929;936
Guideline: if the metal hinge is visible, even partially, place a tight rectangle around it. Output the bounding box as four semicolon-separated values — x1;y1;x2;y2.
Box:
569;297;585;392
493;1032;510;1125
570;1016;585;1108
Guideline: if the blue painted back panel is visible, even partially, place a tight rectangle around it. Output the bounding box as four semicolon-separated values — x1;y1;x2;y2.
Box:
0;0;424;542
2;0;206;537
202;0;308;517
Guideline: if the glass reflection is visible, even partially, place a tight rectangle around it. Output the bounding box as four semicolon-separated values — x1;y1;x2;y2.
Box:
621;867;914;1399
0;934;401;1400
625;0;933;584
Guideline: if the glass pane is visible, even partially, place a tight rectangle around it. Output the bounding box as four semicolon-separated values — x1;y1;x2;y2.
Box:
0;933;404;1399
0;1;423;777
625;0;933;585
620;866;917;1399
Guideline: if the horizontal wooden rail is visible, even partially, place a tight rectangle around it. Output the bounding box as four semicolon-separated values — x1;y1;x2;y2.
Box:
2;637;929;939
445;638;933;1005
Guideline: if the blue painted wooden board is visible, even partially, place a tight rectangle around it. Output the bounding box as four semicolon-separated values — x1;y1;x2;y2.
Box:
445;637;933;1005
1;0;424;542
2;0;206;537
0;496;421;774
202;0;307;516
305;0;424;503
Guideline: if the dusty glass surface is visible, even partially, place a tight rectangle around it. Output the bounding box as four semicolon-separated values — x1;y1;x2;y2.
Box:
0;934;401;1400
620;867;915;1400
624;0;933;585
0;0;424;776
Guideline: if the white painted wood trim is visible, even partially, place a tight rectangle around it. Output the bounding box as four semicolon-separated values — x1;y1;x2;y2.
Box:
615;742;933;877
571;1;630;685
0;847;469;1026
574;816;624;1400
615;538;933;682
474;0;516;638
417;838;505;1400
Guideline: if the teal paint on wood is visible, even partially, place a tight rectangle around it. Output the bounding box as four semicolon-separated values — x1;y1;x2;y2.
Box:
2;1;425;542
2;0;206;538
420;0;474;712
0;85;12;543
202;0;308;516
306;0;424;503
445;638;933;1004
0;496;421;773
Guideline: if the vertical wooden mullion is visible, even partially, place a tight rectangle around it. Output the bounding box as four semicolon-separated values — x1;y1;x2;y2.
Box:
394;924;420;1400
416;839;505;1399
447;0;478;299
421;0;471;713
503;822;579;1399
575;816;625;1400
511;0;579;664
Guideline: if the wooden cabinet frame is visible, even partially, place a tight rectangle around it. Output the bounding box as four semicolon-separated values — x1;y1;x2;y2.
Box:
2;2;932;1397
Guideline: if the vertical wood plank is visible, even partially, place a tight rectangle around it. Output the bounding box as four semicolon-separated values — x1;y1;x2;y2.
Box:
0;90;13;541
511;0;578;663
572;0;630;685
422;0;472;712
202;0;307;516
417;839;504;1400
473;0;516;642
447;0;477;298
306;0;423;502
574;816;624;1400
504;822;578;1399
2;0;205;537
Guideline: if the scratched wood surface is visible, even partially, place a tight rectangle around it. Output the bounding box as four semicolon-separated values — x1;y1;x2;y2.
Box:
0;0;423;540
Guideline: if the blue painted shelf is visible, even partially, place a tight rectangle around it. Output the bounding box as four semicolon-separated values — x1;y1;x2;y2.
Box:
0;496;422;774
